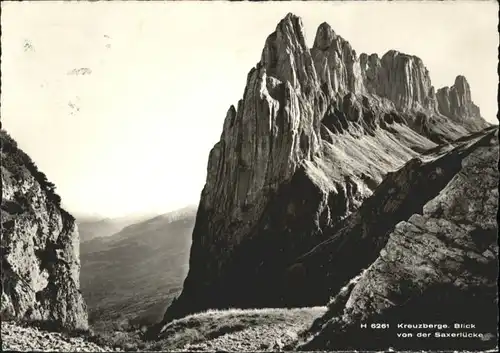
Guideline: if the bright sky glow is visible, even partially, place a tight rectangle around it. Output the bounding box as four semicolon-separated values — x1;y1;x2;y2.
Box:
2;1;497;217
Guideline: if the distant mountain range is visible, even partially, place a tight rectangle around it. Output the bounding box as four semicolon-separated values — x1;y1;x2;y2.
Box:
77;215;150;243
79;206;197;330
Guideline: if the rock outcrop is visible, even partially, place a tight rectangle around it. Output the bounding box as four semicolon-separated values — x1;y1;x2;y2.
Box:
162;13;493;323
1;130;88;331
310;21;489;141
311;22;365;95
311;23;438;115
299;126;498;351
361;50;437;112
283;125;498;306
1;322;113;352
436;75;489;131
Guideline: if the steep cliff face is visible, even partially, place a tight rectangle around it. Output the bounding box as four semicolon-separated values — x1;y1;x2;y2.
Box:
299;127;498;351
286;125;498;306
311;22;365;95
163;13;492;322
200;14;324;240
436;75;489;130
357;50;490;143
362;50;437;112
1;130;88;331
170;15;326;318
311;24;435;114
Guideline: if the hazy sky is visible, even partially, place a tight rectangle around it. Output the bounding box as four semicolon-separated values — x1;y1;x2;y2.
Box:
2;1;498;218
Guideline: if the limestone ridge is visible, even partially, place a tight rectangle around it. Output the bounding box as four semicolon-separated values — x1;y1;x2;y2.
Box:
314;23;490;134
163;13;490;322
170;14;328;318
312;22;460;116
286;125;499;306
363;50;438;112
203;14;323;223
437;75;486;126
299;127;498;351
1;130;88;330
311;21;489;135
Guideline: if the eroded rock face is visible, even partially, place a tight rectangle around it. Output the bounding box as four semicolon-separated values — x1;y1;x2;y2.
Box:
311;25;437;114
299;127;498;351
284;127;498;306
311;22;365;96
173;15;326;316
363;50;437;112
436;75;489;131
162;13;492;323
1;130;88;331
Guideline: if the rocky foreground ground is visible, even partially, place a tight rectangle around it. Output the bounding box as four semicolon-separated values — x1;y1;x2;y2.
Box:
1;307;325;352
1;322;116;352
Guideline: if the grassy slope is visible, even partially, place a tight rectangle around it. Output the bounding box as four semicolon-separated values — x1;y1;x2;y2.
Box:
307;122;436;193
153;307;327;351
83;307;325;352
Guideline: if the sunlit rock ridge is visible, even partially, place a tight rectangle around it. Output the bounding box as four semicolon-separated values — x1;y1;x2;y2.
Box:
163;13;491;322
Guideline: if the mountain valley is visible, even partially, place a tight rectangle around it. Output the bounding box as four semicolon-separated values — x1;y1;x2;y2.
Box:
79;207;196;330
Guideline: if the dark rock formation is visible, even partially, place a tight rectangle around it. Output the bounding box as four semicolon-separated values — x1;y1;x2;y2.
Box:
1;130;88;331
162;13;493;323
299;126;498;351
283;125;498;306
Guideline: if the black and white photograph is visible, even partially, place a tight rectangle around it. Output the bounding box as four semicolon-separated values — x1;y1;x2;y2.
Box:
1;0;498;352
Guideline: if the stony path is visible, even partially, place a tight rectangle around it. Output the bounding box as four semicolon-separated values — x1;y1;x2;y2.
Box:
1;322;117;352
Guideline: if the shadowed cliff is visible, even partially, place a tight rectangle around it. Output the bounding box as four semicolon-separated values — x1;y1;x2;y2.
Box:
1;130;88;331
298;126;498;351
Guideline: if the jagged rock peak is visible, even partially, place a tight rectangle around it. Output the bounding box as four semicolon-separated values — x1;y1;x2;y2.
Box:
261;12;319;93
454;74;471;92
262;13;307;58
313;22;336;50
201;13;327;219
161;14;491;324
310;21;438;110
257;13;488;125
381;49;423;63
311;21;364;96
367;49;437;112
313;22;354;56
436;75;482;122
